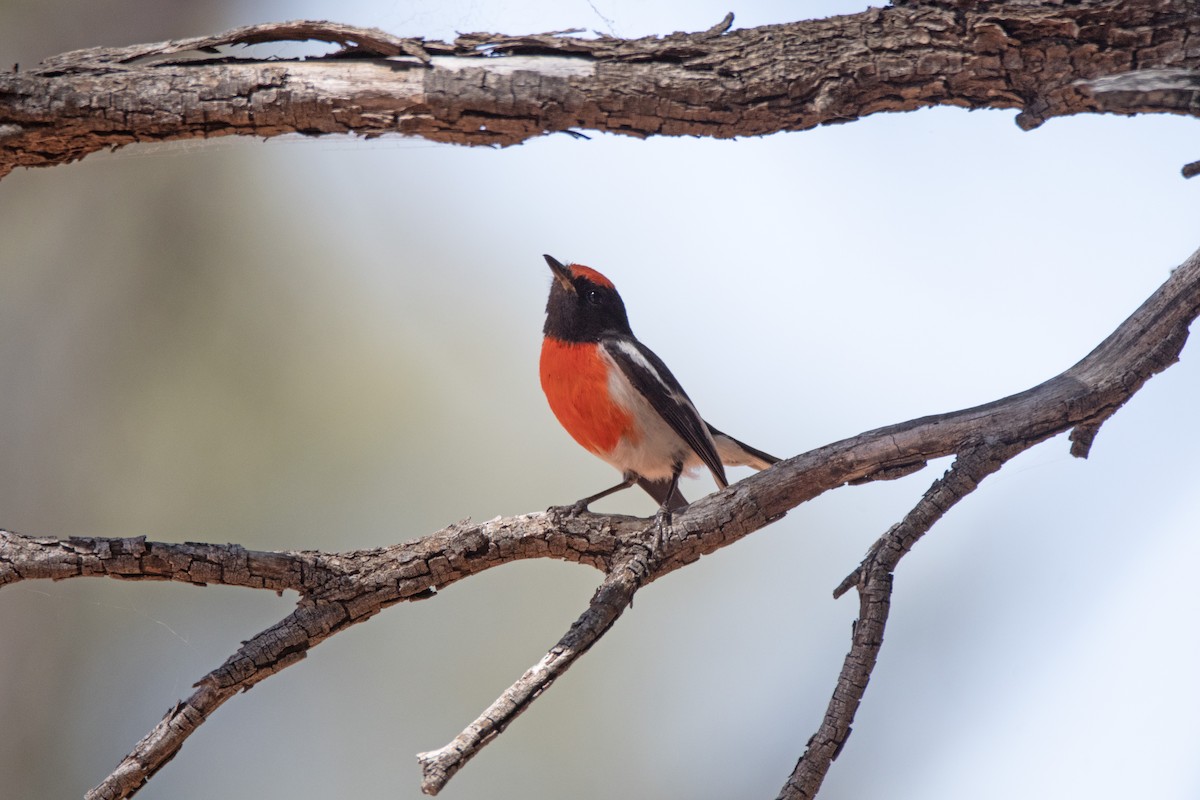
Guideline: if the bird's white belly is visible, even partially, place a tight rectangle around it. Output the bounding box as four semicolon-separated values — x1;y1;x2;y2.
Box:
599;358;702;481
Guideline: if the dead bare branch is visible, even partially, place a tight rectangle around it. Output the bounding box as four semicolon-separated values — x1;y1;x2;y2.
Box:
3;242;1197;799
2;0;1198;178
788;443;1018;799
3;4;1200;796
416;545;651;794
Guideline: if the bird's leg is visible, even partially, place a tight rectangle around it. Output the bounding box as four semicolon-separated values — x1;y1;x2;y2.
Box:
652;463;683;548
656;463;683;518
553;472;638;515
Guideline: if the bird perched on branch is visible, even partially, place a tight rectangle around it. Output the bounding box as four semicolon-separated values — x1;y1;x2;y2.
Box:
539;254;779;513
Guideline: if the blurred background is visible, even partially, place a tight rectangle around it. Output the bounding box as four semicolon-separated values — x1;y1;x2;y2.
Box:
2;1;1198;798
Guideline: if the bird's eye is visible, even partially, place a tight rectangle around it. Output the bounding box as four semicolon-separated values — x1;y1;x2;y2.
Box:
585;289;602;306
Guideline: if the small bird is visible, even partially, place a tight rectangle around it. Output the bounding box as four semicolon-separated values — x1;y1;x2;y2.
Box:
539;254;779;513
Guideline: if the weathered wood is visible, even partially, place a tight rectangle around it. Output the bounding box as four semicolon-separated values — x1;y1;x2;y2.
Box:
4;242;1198;799
3;3;1200;798
2;1;1199;178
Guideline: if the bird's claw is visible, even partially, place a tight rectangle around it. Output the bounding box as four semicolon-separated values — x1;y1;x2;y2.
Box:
547;500;590;517
650;506;673;552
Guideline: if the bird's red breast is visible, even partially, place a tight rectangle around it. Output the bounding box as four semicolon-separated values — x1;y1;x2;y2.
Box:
540;336;638;458
539;254;779;510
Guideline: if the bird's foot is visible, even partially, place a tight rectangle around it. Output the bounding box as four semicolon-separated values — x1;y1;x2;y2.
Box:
650;506;673;552
547;499;590;517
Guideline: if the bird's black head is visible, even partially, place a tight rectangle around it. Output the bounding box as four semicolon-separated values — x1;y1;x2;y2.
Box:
542;254;633;342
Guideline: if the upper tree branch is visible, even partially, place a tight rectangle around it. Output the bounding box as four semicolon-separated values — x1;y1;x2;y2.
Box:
2;0;1198;178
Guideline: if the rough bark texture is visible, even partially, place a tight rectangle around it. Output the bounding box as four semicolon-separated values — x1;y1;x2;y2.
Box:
3;242;1199;799
1;0;1199;178
3;2;1200;798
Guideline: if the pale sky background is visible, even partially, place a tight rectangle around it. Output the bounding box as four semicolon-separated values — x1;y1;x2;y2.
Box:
1;1;1198;799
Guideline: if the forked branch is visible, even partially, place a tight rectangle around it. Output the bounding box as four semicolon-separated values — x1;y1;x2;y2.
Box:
3;244;1198;799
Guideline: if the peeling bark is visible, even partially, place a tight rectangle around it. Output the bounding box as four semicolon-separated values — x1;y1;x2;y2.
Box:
2;3;1200;798
2;1;1199;178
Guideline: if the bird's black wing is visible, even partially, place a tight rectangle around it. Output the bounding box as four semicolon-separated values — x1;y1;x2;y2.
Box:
602;335;728;488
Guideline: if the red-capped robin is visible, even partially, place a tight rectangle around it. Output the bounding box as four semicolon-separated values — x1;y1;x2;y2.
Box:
540;254;779;513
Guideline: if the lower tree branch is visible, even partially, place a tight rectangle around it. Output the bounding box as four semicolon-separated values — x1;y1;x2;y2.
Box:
0;532;313;590
86;601;351;800
786;443;1018;800
417;545;652;794
2;244;1198;798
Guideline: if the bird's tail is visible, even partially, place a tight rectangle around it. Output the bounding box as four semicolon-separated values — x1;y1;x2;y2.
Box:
707;423;780;471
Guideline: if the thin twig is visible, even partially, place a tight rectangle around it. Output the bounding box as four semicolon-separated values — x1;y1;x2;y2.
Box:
785;443;1018;799
36;20;438;72
417;547;652;794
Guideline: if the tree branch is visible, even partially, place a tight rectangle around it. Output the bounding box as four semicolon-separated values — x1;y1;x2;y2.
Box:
85;601;353;800
416;546;651;794
3;241;1198;799
4;8;1199;797
2;0;1198;178
784;443;1018;800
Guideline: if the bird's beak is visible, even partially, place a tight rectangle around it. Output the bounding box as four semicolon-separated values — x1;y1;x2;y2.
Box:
543;254;575;293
